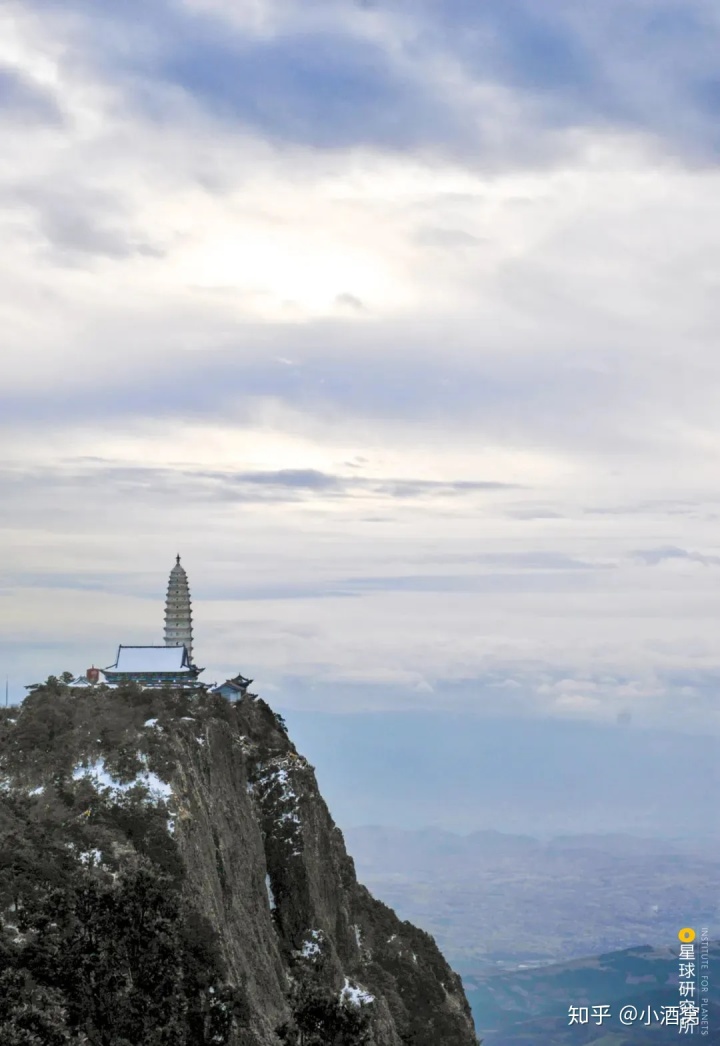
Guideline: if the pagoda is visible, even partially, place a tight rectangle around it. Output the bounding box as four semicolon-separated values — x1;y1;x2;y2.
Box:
101;556;204;688
165;554;194;659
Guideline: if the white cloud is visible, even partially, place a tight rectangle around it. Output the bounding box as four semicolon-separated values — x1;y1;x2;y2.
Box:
4;2;720;733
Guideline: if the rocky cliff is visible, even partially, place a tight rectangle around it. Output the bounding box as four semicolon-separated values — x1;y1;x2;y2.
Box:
0;680;480;1046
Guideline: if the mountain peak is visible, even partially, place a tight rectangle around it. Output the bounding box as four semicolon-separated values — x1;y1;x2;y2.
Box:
0;679;479;1045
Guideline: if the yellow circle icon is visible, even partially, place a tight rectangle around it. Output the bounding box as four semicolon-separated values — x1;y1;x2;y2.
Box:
678;928;696;943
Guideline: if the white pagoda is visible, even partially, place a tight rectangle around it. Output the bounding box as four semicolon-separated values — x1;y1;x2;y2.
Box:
164;554;194;659
103;555;203;687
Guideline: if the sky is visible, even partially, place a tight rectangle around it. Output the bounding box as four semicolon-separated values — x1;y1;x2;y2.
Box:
4;0;720;748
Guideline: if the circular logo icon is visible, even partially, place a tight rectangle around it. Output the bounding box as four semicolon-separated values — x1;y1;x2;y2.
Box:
678;928;696;943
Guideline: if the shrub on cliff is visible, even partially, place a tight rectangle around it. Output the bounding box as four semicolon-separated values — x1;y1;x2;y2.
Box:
0;808;243;1045
276;977;372;1045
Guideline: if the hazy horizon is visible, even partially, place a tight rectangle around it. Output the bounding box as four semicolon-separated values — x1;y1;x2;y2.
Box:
281;709;720;839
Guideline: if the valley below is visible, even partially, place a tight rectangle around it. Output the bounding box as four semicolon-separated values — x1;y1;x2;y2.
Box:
345;826;720;1044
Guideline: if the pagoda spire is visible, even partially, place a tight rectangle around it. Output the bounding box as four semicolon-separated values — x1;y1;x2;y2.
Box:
164;555;194;661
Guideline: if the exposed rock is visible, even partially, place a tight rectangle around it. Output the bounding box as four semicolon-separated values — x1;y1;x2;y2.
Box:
0;681;479;1045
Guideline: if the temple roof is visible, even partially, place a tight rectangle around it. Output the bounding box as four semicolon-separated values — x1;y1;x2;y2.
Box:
107;645;192;672
220;673;252;687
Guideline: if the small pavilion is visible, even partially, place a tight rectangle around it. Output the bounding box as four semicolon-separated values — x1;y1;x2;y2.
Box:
211;673;254;700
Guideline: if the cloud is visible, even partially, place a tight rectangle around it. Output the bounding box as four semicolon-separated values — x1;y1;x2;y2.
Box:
334;292;367;311
632;546;720;569
402;0;720;162
12;186;165;261
159;29;461;151
0;63;64;124
0;460;520;508
414;227;484;249
16;0;720;168
3;0;720;736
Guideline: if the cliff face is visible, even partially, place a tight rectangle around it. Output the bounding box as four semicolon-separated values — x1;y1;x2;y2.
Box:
0;682;479;1046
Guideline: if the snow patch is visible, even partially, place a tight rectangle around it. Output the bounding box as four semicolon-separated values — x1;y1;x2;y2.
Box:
78;849;102;867
298;929;324;959
143;718;158;728
265;874;276;911
29;785;44;796
255;758;303;844
339;978;375;1007
256;762;298;803
72;758;172;800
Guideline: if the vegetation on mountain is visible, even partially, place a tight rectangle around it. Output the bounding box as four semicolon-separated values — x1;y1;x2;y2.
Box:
0;680;478;1046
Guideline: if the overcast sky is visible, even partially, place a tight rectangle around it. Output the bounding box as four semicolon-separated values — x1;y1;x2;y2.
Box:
3;0;720;734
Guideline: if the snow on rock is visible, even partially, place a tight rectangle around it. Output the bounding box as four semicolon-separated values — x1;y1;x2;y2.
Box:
339;978;375;1007
254;757;303;845
72;758;172;800
143;718;159;728
29;785;44;796
265;873;276;911
78;849;103;867
297;929;324;959
72;759;116;790
257;762;298;804
137;770;172;799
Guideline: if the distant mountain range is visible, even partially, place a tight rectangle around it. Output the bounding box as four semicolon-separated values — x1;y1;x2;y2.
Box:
460;942;720;1045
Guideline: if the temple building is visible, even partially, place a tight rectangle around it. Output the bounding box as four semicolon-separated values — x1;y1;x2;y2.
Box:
45;554;258;695
212;673;254;700
101;556;204;688
103;644;201;687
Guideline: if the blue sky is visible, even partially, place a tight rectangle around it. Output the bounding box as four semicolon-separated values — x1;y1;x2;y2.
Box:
3;0;720;775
